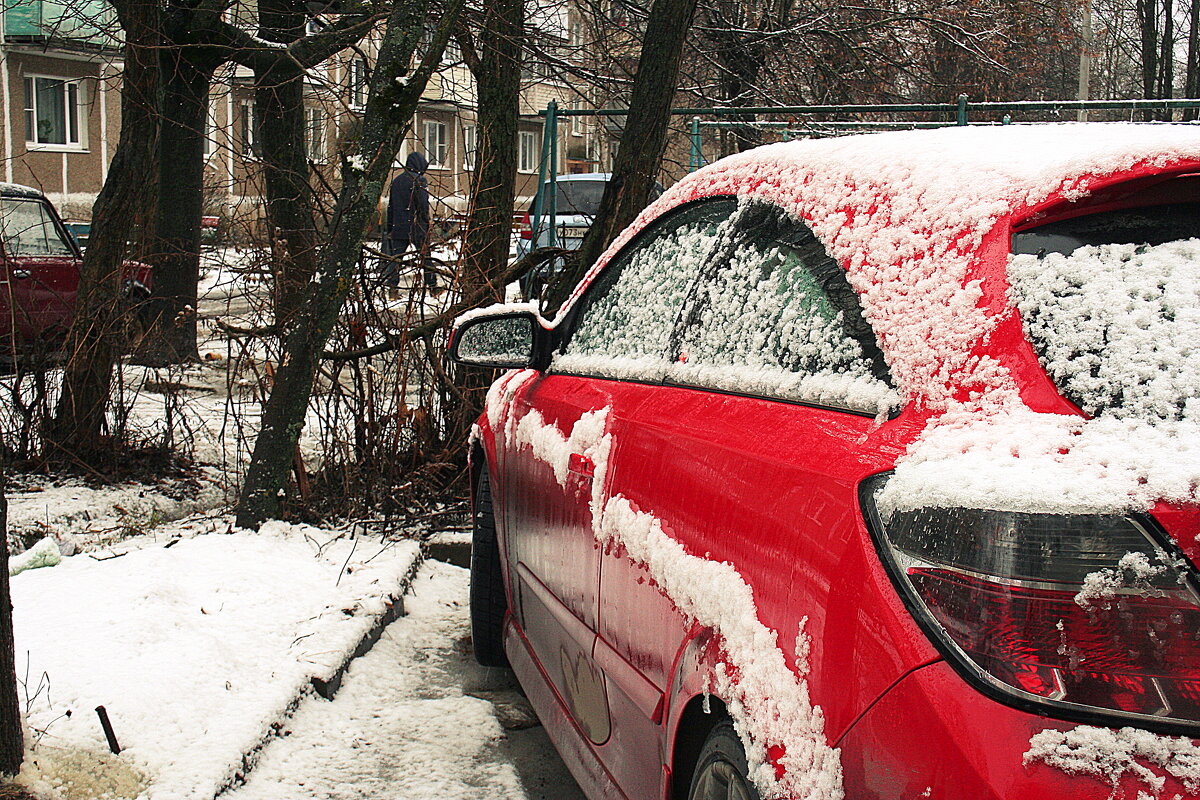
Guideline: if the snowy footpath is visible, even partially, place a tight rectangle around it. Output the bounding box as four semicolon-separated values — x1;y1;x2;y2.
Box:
225;560;586;800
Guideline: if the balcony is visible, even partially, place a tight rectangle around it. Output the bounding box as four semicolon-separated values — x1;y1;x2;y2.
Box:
3;0;119;49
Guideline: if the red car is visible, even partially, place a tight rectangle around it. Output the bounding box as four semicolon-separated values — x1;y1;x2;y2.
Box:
451;125;1200;800
0;183;150;358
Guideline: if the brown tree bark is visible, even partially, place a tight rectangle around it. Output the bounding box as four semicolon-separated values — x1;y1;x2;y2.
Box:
235;0;466;528
255;0;320;325
545;0;700;313
1186;0;1200;120
0;468;20;777
445;0;525;452
136;37;222;366
49;0;161;459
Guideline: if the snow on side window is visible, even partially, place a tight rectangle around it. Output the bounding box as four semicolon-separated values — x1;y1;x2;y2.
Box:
1010;222;1200;422
555;198;738;379
669;200;896;414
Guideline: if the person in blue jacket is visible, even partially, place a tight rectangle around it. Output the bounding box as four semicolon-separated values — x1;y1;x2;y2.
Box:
383;151;432;288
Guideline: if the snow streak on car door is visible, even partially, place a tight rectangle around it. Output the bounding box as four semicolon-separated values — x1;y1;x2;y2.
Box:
545;197;738;792
593;201;907;790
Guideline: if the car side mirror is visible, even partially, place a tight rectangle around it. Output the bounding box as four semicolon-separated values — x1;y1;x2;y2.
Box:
449;310;547;370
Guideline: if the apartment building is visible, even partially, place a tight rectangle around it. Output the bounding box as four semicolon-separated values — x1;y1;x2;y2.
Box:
0;0;617;230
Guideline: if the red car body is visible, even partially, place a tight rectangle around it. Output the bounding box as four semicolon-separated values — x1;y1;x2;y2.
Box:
452;126;1200;799
0;182;151;356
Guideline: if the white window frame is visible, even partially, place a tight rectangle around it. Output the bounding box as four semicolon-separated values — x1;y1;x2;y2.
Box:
240;99;259;159
306;106;326;162
349;58;368;110
518;130;539;173
462;124;477;171
24;74;86;151
423;119;448;168
202;99;218;158
570;99;584;137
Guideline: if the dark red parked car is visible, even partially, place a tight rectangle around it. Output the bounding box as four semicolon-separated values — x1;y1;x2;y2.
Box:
451;125;1200;800
0;182;150;359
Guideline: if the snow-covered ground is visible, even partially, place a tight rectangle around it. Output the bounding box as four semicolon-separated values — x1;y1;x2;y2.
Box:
7;512;585;800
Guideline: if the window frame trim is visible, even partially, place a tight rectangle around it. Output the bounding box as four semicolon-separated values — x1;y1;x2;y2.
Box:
23;73;87;151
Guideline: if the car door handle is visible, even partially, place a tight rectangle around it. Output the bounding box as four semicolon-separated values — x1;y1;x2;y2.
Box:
11;269;30;279
568;452;594;478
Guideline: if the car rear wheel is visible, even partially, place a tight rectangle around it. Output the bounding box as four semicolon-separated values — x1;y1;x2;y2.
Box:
470;467;509;667
688;722;761;800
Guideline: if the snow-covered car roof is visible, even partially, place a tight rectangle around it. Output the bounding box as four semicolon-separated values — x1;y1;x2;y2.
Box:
568;124;1200;412
0;182;49;200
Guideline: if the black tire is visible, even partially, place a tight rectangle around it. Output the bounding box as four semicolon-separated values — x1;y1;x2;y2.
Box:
688;722;762;800
470;467;510;667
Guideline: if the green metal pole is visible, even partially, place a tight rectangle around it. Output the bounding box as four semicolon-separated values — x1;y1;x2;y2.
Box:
547;100;559;247
531;102;554;247
956;94;969;126
690;116;702;171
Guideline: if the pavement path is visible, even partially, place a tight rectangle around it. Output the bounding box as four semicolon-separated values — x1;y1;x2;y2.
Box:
224;559;589;800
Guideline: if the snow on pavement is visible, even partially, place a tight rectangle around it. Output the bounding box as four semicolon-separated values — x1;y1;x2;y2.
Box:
225;560;586;800
12;519;421;800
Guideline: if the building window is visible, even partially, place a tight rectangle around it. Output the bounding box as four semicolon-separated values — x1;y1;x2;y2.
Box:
518;130;539;173
349;58;367;109
240;99;258;158
306;107;326;161
570;99;584;136
462;124;477;170
24;76;83;147
423;119;447;167
203;100;217;157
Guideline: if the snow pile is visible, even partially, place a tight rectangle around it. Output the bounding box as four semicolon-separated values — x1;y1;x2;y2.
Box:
1024;726;1200;795
9;537;62;576
507;406;842;799
11;521;421;800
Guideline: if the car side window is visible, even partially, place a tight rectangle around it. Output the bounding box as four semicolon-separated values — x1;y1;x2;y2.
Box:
669;200;897;414
554;197;738;378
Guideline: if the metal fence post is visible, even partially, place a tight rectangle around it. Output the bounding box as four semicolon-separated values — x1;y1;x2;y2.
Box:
956;94;969;126
547;100;559;247
531;103;554;247
690;116;702;171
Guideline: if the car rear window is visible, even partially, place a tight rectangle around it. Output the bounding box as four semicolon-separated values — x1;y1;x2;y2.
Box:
1009;202;1200;420
0;198;75;257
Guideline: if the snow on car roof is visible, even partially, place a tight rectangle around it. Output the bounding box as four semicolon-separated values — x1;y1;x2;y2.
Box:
0;182;48;200
567;123;1200;410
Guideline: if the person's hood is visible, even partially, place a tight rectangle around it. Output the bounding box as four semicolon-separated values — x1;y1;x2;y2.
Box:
406;152;429;174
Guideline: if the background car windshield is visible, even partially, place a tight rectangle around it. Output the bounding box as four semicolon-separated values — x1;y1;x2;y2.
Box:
0;198;74;257
1009;201;1200;420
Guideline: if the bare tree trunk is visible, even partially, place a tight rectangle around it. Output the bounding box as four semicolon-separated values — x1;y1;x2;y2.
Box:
50;0;160;458
546;0;700;312
446;0;525;451
0;468;20;777
138;43;221;366
1138;0;1160;118
1161;0;1175;117
256;0;319;324
235;0;465;528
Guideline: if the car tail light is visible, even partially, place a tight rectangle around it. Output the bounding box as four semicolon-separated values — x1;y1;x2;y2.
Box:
861;473;1200;733
519;212;533;240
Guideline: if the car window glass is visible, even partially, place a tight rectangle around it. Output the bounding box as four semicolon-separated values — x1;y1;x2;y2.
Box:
555;198;738;379
669;200;896;414
0;198;74;257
